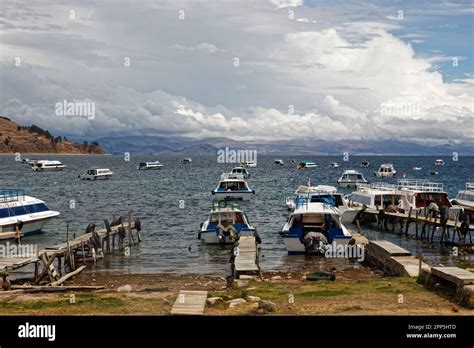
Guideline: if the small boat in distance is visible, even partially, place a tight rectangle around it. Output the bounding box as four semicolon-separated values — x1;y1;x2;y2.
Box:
274;159;284;165
0;189;60;237
79;168;113;180
20;158;30;164
137;161;163;170
31;160;66;172
230;166;250;178
211;173;255;201
374;163;396;177
297;160;317;169
329;162;339;169
199;201;259;245
413;167;422;171
360;161;370;168
337;170;368;188
435;159;445;166
431;171;439;176
241;161;257;168
183;158;192;163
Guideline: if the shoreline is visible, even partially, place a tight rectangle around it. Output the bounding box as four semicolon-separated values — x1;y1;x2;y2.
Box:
1;269;470;316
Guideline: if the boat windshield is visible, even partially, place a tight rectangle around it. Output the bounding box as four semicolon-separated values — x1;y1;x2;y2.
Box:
209;212;244;225
309;194;344;207
219;181;247;191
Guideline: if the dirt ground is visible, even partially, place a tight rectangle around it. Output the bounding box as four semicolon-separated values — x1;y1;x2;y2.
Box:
0;266;471;315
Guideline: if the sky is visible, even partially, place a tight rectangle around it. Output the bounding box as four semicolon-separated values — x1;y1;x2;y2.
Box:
0;0;473;145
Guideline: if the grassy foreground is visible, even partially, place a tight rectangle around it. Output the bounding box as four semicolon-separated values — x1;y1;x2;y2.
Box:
0;270;470;315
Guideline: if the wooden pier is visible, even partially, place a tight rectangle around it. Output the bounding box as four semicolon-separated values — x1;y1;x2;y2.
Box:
0;213;142;291
431;267;474;288
232;236;261;279
361;208;473;246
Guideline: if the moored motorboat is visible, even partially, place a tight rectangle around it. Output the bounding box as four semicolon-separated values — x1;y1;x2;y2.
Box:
240;161;256;168
329;162;339;169
79;168;113;180
279;199;352;255
337;170;368;188
297;160;317;169
450;183;474;218
0;189;59;238
286;181;358;225
31;160;66;172
374;163;396;177
183;158;192;163
435;159;445;166
360;161;370;168
413;167;422;171
211;173;255;201
199;201;260;245
137;161;163;170
274;159;284;165
230;166;250;178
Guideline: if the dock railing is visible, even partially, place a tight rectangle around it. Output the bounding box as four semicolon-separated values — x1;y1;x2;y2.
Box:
397;179;444;192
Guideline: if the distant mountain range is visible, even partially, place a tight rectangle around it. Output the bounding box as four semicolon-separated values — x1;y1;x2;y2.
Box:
84;135;474;156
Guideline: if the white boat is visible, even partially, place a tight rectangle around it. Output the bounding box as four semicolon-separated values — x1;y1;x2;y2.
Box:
329;162;339;169
137;161;163;170
360;161;370;168
274;159;284;165
279;200;352;255
349;179;453;211
451;183;474;218
211;173;255;201
0;189;59;237
337;170;368;188
183;158;192;163
435;159;445;166
199;201;258;245
20;158;30;164
297;160;317;169
241;161;257;168
79;168;113;180
413;167;422;171
374;163;396;177
31;160;66;172
286;183;358;225
230;166;250;178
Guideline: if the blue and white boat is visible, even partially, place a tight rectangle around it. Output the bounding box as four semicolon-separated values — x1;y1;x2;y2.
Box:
199;201;257;244
0;189;60;237
211;173;255;201
279;197;352;255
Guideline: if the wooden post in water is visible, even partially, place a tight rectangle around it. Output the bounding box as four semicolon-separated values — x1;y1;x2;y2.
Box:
81;241;86;264
127;211;135;246
415;209;419;239
405;208;412;236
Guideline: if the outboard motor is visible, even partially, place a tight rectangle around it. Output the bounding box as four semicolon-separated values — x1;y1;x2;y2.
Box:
216;227;227;245
303;232;328;255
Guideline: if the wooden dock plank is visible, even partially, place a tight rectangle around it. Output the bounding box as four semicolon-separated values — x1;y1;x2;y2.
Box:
431;267;474;287
233;236;260;276
171;290;208;316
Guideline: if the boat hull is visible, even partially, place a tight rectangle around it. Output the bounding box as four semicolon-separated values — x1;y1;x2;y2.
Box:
200;229;255;244
212;191;254;201
280;235;351;255
0;214;58;236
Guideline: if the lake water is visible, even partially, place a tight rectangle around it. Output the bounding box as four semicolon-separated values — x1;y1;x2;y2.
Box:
1;155;472;276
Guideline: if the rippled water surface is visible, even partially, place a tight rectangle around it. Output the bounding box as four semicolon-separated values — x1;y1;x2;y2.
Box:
1;155;472;276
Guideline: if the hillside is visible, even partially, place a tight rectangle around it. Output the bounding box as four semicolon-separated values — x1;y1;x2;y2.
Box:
0;117;106;154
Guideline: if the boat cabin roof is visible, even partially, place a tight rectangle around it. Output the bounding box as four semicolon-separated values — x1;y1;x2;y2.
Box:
295;185;337;194
292;202;340;216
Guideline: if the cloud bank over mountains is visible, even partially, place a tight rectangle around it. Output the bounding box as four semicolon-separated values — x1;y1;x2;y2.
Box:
1;0;472;146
